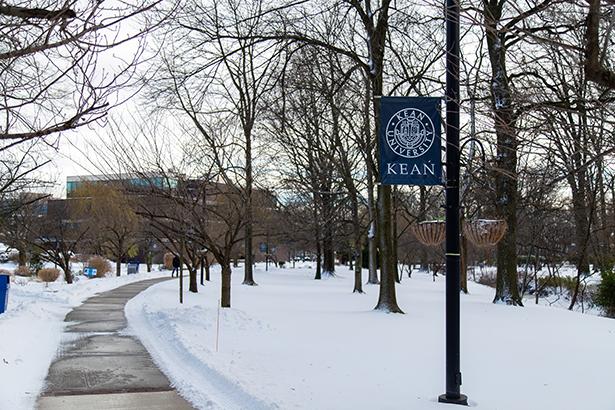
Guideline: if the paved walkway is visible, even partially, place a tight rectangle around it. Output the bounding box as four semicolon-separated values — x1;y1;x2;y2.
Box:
37;277;194;410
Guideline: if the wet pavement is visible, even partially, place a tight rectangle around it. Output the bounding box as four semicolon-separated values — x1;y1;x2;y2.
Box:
36;277;194;410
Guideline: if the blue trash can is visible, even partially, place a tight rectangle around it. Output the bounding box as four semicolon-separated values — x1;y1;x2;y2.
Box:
0;274;10;314
84;267;97;278
127;263;139;275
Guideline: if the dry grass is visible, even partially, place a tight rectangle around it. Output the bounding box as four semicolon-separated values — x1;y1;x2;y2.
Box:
14;266;31;277
163;252;174;270
38;268;60;284
87;256;112;278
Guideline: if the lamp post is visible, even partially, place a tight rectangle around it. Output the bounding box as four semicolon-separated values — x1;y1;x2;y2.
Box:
439;0;468;405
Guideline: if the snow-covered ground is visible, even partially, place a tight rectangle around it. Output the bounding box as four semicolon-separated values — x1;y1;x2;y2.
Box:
0;265;168;410
126;263;615;410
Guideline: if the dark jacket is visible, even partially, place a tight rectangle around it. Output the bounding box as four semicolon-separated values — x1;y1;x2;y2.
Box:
172;255;181;268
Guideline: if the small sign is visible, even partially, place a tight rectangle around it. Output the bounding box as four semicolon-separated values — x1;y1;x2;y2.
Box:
379;97;443;185
127;263;139;275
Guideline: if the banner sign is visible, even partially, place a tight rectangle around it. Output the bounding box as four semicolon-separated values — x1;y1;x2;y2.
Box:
379;96;443;185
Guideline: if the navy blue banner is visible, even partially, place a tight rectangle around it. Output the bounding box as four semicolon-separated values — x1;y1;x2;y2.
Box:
379;97;443;185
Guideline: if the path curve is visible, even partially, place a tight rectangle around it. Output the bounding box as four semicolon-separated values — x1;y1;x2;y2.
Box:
36;277;194;410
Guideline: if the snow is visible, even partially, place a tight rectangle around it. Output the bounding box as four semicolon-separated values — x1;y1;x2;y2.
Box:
0;265;168;410
126;263;615;410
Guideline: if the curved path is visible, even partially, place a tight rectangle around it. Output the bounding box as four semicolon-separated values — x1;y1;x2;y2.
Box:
37;277;194;410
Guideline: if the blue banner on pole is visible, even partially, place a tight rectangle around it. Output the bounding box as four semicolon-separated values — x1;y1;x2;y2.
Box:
379;96;443;185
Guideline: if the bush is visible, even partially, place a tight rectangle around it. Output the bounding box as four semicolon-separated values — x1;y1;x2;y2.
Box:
477;273;497;288
8;252;20;263
538;275;578;294
29;252;43;275
87;256;112;278
595;270;615;318
14;266;31;277
38;268;60;285
163;252;174;270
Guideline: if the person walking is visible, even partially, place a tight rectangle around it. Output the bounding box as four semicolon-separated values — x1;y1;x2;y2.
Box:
171;255;181;278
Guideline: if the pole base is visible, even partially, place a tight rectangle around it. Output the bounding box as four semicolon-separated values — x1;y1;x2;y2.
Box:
438;394;468;406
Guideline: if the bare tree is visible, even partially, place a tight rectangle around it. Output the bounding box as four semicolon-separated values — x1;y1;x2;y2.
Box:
584;0;615;89
0;0;169;146
180;0;287;286
72;183;141;277
32;199;89;283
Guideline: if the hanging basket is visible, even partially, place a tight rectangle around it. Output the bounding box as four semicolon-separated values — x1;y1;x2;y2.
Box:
463;219;507;247
411;221;446;247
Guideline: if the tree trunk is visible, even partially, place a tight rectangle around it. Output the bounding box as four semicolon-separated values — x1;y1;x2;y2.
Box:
18;248;27;267
59;256;73;284
315;240;322;280
419;186;428;270
367;222;379;284
243;130;256;285
374;185;402;312
351;194;363;293
485;3;522;306
243;226;256;285
116;259;121;277
189;266;198;293
221;261;232;308
322;229;335;276
63;266;72;284
205;256;211;281
369;39;402;312
392;188;400;284
353;246;363;293
364;76;379;285
568;176;591;310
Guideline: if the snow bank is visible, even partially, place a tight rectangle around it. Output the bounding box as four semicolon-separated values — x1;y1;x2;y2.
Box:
127;264;615;410
0;267;168;410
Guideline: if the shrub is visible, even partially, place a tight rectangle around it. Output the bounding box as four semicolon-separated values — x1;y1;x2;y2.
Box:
595;270;615;318
163;252;174;270
538;275;578;294
14;266;31;277
72;253;90;265
87;256;112;278
29;252;43;275
477;273;497;288
38;268;60;285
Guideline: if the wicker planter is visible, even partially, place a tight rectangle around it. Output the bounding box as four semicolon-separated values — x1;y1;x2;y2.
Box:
463;219;507;247
411;221;446;246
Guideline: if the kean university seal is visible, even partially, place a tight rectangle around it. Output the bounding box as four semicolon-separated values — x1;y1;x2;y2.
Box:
385;108;435;159
379;96;442;186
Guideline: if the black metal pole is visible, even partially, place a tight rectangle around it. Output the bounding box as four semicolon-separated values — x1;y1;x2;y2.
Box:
439;0;467;405
200;256;204;286
179;244;184;304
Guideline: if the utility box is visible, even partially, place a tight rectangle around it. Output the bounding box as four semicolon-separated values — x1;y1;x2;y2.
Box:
127;263;139;275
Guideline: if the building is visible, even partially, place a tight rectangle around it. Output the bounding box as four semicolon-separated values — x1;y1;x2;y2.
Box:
66;173;176;197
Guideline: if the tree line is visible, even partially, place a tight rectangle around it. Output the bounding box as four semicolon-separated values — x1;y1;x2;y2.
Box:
1;0;615;315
